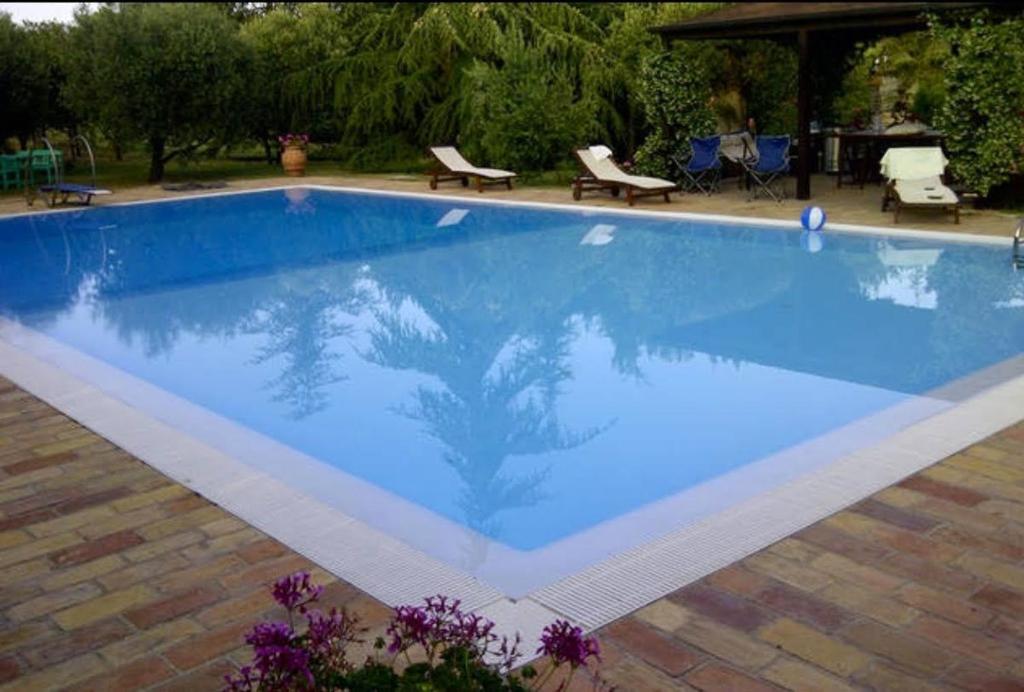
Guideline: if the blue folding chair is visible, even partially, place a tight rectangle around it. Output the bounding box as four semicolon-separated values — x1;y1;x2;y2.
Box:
743;135;790;202
672;136;722;195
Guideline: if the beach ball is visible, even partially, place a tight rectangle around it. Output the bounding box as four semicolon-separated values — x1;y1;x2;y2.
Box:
801;230;824;253
800;205;826;232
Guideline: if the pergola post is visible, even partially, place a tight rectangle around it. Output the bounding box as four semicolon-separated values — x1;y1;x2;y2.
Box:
796;28;811;200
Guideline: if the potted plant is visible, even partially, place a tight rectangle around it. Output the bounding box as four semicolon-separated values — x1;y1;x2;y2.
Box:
279;133;310;176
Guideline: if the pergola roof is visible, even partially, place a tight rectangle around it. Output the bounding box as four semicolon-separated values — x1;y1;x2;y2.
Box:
650;2;1020;200
652;3;993;40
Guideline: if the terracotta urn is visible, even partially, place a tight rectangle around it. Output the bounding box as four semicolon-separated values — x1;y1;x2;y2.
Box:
281;145;307;177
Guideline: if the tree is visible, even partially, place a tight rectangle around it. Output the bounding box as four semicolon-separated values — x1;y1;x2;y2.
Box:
933;10;1024;197
239;4;349;164
0;13;50;146
633;49;717;178
314;3;610;168
66;3;249;182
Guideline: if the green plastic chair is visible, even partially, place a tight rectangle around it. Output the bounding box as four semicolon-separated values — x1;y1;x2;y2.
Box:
30;149;62;185
0;155;22;191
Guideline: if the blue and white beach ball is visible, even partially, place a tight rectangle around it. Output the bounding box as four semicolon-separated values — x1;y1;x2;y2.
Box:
800;205;827;232
801;230;824;253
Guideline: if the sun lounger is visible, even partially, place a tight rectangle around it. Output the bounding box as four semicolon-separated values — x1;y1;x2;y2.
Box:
572;146;677;206
428;146;516;193
880;147;960;224
38;182;112;206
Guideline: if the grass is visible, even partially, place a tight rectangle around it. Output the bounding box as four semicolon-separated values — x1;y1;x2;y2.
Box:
0;149;577;202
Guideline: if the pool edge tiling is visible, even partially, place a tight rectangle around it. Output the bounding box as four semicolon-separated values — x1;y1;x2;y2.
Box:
1;185;1022;642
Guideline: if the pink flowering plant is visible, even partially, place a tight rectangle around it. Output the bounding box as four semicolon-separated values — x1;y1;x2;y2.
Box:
278;133;310;148
225;571;604;691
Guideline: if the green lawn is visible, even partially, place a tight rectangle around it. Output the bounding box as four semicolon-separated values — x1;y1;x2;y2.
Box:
1;151;577;201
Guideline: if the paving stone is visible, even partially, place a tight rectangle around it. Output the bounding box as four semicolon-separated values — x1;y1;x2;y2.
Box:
150;554;247;594
910;615;1020;669
98;551;192;590
0;531;82;568
602;659;693;692
897;583;993;628
0;620;55;654
98;617;205;666
123;585;225;629
744;553;832;593
670;584;773;634
840;620;954;676
854;661;944;691
705;565;772;598
898;475;989;506
672;610;779;671
7;581;103;622
955;553;1024;591
942;663;1024;692
759;619;871;677
49;530;144;568
0;656;20;684
604;618;703;676
3;451;77;476
235;537;289;564
809;552;905;593
65;655;177;692
21;618;133;669
791;523;891;563
760;658;858;691
53;585;157;630
150;658;236;692
684;662;777;691
928;525;1024;562
0;531;29;550
0;652;108;691
163;620;252;671
752;582;855;632
110;483;190;513
766;538;820;563
879;552;979;595
634;598;692;633
849;497;939;532
118;530;204;564
194;588;281;628
970;583;1024;618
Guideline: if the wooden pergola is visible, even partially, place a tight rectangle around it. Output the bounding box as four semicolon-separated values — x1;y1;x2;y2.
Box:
651;2;1011;200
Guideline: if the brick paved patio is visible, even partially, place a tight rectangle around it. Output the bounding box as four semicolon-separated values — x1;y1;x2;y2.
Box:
2;375;1022;690
1;179;1023;690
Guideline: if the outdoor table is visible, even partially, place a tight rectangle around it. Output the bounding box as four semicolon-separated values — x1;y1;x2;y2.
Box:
836;130;945;189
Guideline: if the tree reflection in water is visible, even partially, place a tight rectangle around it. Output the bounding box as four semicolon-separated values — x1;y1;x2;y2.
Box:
364;293;606;565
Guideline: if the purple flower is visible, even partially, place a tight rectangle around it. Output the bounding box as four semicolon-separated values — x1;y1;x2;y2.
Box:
306;607;357;661
222;665;256;692
278;132;310;148
272;571;322;613
243;621;314;688
537;620;600;669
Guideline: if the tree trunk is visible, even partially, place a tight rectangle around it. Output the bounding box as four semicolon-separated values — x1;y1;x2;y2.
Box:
262;136;274;165
148;137;166;183
113;140;124;161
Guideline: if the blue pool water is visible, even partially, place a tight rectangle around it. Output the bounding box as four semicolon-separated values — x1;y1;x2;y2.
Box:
1;188;1022;555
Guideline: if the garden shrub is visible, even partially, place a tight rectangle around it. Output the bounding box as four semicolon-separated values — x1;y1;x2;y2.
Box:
933;11;1024;197
224;571;602;691
633;49;716;179
461;38;597;173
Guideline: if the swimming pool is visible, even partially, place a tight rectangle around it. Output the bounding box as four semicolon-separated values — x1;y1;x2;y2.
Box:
1;187;1022;615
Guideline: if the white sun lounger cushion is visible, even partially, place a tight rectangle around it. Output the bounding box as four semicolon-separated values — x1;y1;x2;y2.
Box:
894;176;958;205
430;147;515;179
577;149;674;190
879;147;948;181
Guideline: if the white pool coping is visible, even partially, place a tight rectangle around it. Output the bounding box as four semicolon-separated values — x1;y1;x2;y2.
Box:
1;184;1021;648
